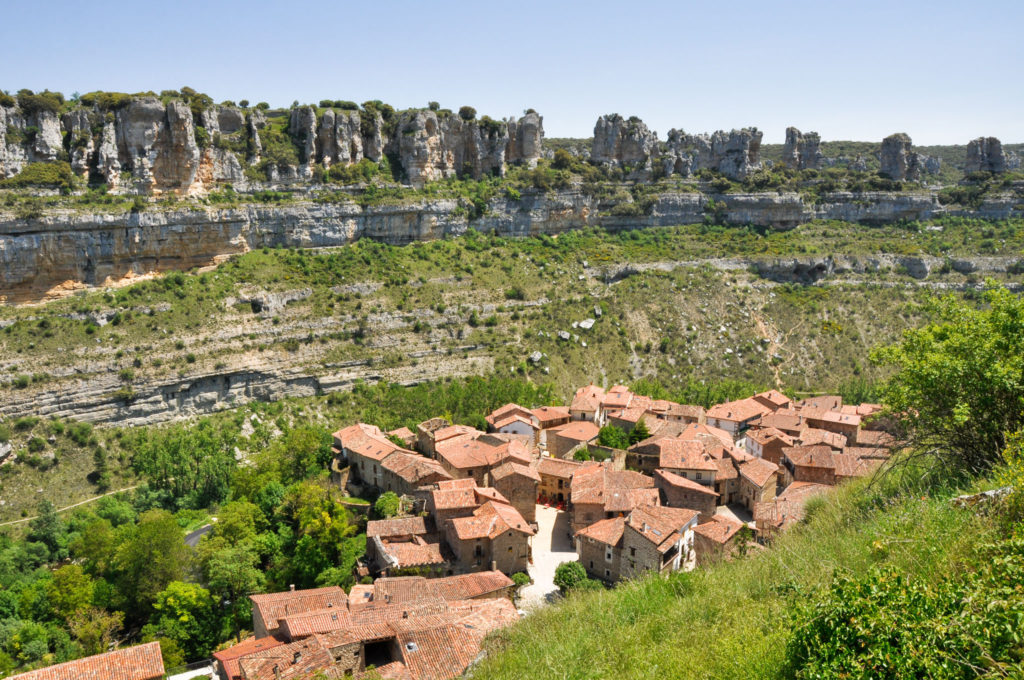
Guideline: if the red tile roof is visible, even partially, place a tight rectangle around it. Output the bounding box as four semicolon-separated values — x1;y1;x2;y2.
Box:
547;420;600;443
738;458;779;488
367;516;432;538
335;423;408;462
537;456;587;479
570;464;657;510
570;384;606;413
214;635;287;680
693;515;744;544
707;397;772;423
626;505;700;553
746;426;794;447
490;461;541;483
653;469;720;497
485;403;533;427
251;587;348;633
531;406;571;427
448;501;534;540
784;445;836;469
382;451;452;485
752;389;792;410
576;516;625;546
10;642;165;680
656;439;718;472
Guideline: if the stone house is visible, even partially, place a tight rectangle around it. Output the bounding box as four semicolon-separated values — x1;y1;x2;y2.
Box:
444;501;534;574
537;456;587;504
333;423;406;490
782;445;837;486
250;586;348;639
692;515;744;565
575;505;699;583
656;438;719;487
752;412;806;438
651;401;705;425
570;384;606;424
569;462;660;533
800;407;861;442
531;406;571;449
379;450;451;496
485;403;539;444
745;426;795;466
426;478;509;527
654;468;719;521
434;436;531;486
737;457;780;512
706;398;772;438
798;427;848;451
490;461;540;524
751;389;792;412
414;417;451;457
546;420;600;459
365;516;448;576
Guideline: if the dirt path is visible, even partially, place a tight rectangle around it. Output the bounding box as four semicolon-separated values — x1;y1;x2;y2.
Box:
0;484;140;526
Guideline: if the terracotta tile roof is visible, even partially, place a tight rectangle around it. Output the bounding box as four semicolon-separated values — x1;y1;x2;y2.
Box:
547;420;600;443
784;445;835;469
531;406;570;427
435;478;476;490
856;429;896;448
238;635;334;680
707;397;772;423
746;426;795;447
676;422;735;448
473;487;510;504
662;402;705;419
485;403;533;427
576;516;625;546
627;505;699;553
754;412;805;434
570;384;606;413
430;487;482;511
448;501;534;540
653;469;720;497
419;571;514;600
492;414;537;431
251;587;348;633
715;456;738;480
832;453;883;479
367;516;432;538
9;642;164;680
214;635;287;680
335;423;407;462
388;427;416;446
490;461;541;483
570;464;657;511
755;482;832;532
798;395;844;410
752;389;792;410
798;427;847;450
379;537;447;568
800;407;861;428
845;446;891;460
382;451;452;485
435;437;508;471
693;515;744;544
738;457;779;488
656;439;718;472
537;456;588;479
432;424;483;444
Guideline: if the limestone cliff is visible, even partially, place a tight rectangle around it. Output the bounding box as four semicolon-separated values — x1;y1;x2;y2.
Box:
965;137;1006;174
782;127;823;170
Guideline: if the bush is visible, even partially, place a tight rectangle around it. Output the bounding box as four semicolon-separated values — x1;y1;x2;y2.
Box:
510;572;531;587
0;162;74;190
16;89;64;116
458;106;477;121
27;436;46;453
597;424;629;450
374;491;400;518
553;561;587;593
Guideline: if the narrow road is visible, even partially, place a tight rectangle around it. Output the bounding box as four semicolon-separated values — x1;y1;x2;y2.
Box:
0;484;140;526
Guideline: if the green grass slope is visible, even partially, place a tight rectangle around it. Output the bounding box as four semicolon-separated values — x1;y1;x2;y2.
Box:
473;475;999;680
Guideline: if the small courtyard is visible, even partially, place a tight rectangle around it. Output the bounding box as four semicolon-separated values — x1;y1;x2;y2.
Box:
519;504;576;608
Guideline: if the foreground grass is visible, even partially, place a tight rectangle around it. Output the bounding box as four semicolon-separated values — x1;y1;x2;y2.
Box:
474;475;992;680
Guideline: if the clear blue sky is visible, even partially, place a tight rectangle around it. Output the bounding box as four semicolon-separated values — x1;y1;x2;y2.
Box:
3;0;1021;144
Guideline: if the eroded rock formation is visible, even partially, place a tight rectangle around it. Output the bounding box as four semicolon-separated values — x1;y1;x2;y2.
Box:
965;137;1006;174
782;127;823;170
880;133;920;181
591;114;659;170
663;128;763;179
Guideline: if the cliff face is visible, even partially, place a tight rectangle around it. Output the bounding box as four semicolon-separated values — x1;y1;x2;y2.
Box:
782;127;823;170
0;99;544;192
2;188;1019;303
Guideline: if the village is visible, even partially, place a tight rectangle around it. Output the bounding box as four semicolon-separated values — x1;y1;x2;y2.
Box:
13;384;895;680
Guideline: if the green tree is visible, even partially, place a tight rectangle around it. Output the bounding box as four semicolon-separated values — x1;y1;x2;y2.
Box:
597;424;629;450
68;607;123;655
27;501;67;561
69;518;116;577
112;510;190;618
201;545;264;639
553;561;587;593
872;285;1024;473
629;418;651;445
143;581;222;661
374;492;400;518
46;564;94;621
458;105;476;121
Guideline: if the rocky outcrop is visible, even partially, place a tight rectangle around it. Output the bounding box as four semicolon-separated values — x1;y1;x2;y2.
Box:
591;114;658;171
0;105;28;178
3;186;1016;303
782;127;823;170
506;111;543;168
62;109;95;178
318;108;363;167
394;110;509;186
879;133;938;181
662;128;763;180
965;137;1006;174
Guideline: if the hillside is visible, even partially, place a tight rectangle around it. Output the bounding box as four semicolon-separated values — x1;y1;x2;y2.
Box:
471;473;1016;679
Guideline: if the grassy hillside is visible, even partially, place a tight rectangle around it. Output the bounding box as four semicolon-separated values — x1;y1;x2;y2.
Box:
472;472;1008;679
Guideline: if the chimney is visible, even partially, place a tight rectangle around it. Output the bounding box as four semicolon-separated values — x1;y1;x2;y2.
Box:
402;610;409;619
273;665;280;680
289;584;295;592
293;651;302;664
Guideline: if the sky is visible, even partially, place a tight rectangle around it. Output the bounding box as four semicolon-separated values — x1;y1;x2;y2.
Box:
2;0;1021;144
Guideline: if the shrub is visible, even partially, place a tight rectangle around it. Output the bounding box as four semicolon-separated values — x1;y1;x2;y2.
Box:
79;91;134;111
597;424;629;450
0;162;74;190
14;416;39;431
458;106;476;121
27;436;46;453
374;491;400;518
0;91;15;108
16;89;64;116
553;561;587;593
0;425;9;443
510;572;531;587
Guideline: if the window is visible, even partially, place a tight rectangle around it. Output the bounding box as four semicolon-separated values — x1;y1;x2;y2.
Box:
558;480;563;489
589;560;594;569
696;472;702;480
605;549;613;562
630;547;636;557
605;569;611;578
508;546;513;552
